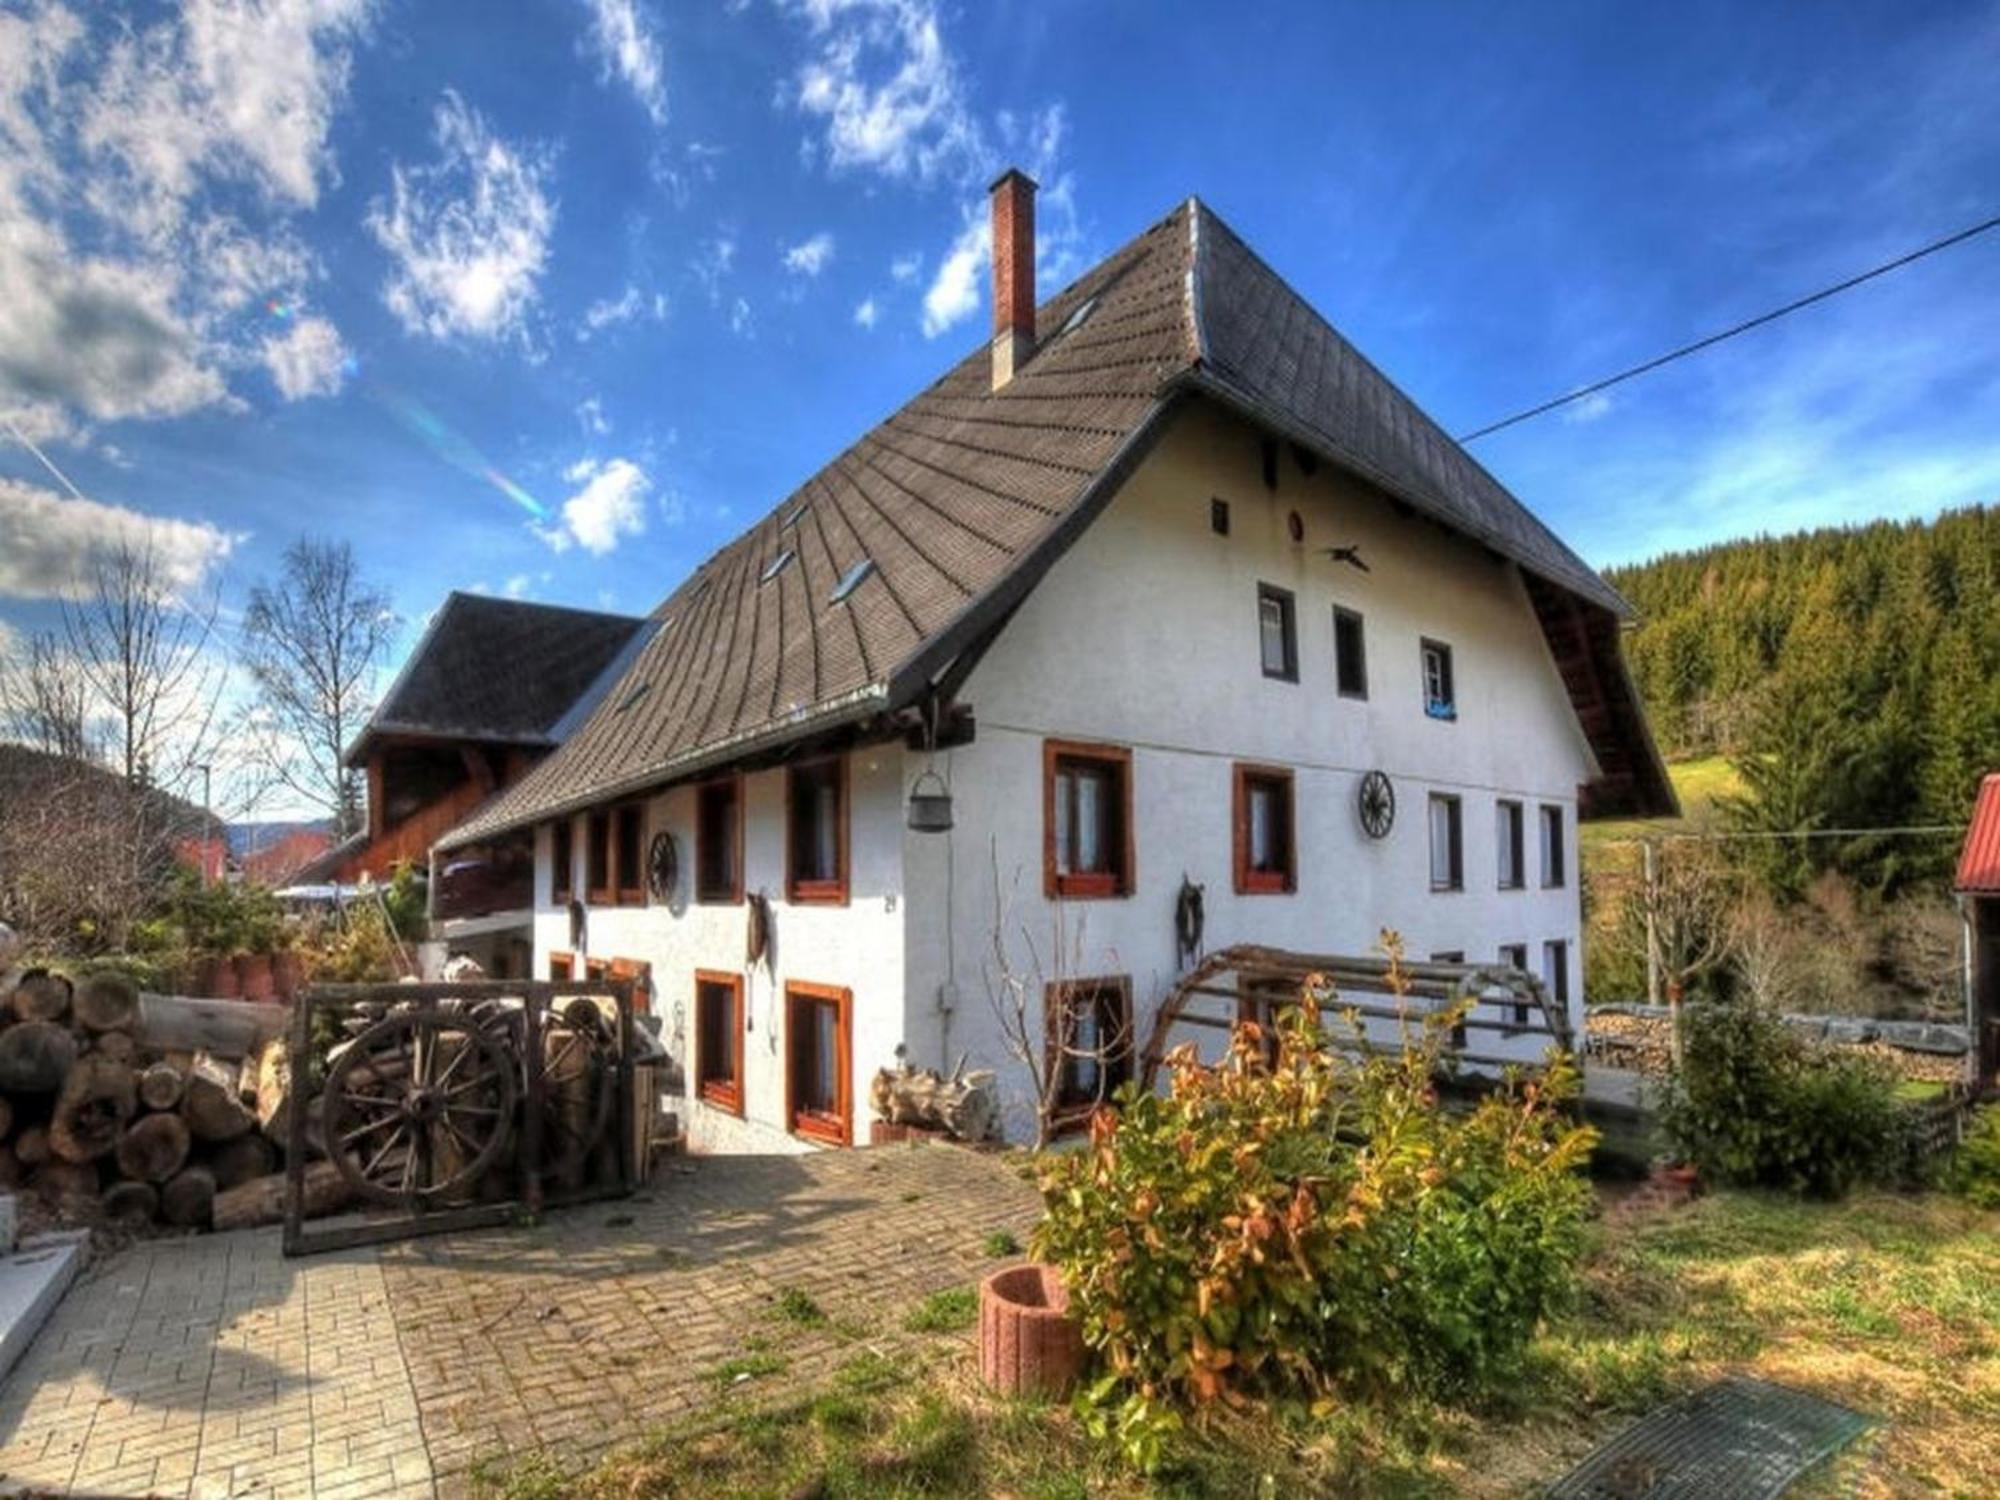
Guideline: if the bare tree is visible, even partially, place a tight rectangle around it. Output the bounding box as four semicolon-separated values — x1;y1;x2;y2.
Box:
1640;838;1735;1063
60;538;224;792
0;630;97;760
237;538;393;838
981;840;1137;1147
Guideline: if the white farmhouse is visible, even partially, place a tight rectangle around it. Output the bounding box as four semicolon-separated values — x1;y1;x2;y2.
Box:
437;172;1674;1151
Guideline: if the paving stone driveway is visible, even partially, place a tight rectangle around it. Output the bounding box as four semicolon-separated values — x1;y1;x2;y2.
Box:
0;1145;1041;1499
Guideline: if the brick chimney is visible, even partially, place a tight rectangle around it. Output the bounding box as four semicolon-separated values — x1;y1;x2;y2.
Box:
989;167;1037;390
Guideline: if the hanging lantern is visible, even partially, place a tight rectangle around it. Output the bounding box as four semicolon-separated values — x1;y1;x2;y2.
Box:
907;767;954;832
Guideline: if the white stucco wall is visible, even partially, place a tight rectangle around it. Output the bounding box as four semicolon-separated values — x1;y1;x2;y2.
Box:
531;748;909;1154
907;400;1596;1139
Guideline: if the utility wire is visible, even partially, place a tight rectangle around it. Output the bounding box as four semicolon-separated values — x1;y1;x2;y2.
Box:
1457;212;2000;442
1598;824;1964;847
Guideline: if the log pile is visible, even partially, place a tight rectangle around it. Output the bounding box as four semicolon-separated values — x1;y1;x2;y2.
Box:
0;965;335;1233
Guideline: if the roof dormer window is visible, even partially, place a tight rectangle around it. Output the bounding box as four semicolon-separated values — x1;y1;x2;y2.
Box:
760;550;795;584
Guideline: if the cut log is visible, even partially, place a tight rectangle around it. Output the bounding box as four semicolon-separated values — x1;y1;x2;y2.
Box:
160;1166;216;1228
181;1053;254;1142
868;1062;999;1141
73;972;138;1033
250;1038;293;1145
134;992;288;1061
212;1161;351;1232
30;1159;98;1211
138;1061;186;1112
13;1125;50;1167
92;1030;138;1065
0;1019;77;1092
0;1144;19;1188
8;970;71;1024
115;1112;190;1184
50;1054;137;1164
0;1094;12;1141
207;1133;277;1192
102;1180;159;1226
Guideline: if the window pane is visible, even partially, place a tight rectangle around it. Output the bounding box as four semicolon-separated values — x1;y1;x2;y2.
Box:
1054;769;1073;875
1075;768;1103;871
1335;609;1366;697
813;779;838;877
1070;1002;1101;1098
1541;806;1565;886
1259;596;1287;674
698;982;734;1086
1430;798;1452;884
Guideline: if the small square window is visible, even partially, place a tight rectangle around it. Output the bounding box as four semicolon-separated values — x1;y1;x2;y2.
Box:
1258;583;1298;682
1429;794;1463;892
1045;741;1133;899
1210;497;1230;535
1047;978;1133;1133
696;777;742;904
1496;800;1524;890
1540;805;1566;888
1420;638;1456;720
1233;764;1296;895
1333;607;1367;699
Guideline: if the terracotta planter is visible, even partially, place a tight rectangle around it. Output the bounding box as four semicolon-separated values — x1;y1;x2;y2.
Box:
235;951;274;1003
272;950;304;1001
979;1263;1085;1399
201;954;240;1000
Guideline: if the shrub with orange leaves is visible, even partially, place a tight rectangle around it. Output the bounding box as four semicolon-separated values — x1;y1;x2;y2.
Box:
1031;967;1595;1459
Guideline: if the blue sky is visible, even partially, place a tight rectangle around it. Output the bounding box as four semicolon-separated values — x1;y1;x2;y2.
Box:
3;1;1998;702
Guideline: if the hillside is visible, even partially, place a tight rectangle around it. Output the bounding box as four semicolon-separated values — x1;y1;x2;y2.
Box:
1604;505;1999;856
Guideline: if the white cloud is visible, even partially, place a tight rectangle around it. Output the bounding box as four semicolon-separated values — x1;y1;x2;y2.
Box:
0;1;366;430
785;0;979;181
890;251;920;282
853;297;879;329
0;477;236;601
728;297;754;337
690;235;736;300
1561;391;1614;425
578;283;666;339
782;230;836;277
368;92;556;342
921;215;984;337
503;572;533;599
576;396;610;436
262;315;348;401
535;457;650;556
577;0;667;125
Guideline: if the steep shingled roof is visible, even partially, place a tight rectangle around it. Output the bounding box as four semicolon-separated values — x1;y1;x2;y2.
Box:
348;592;646;764
442;197;1671;848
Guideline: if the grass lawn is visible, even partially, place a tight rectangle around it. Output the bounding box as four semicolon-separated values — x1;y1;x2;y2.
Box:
1583;754;1744;848
472;1188;2000;1499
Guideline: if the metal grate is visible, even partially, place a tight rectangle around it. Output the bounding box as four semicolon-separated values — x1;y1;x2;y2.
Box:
1548;1377;1874;1500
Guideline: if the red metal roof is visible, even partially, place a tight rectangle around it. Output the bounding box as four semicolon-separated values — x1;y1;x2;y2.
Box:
1957;774;2000;894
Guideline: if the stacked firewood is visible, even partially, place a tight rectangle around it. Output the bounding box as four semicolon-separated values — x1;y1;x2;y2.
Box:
0;967;339;1233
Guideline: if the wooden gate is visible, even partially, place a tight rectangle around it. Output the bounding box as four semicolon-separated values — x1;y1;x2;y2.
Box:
283;977;638;1255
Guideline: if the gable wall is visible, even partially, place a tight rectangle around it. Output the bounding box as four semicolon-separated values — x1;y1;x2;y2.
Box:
902;399;1596;1139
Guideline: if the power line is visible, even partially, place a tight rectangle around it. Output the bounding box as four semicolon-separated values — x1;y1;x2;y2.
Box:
1598;824;1964;847
1457;211;2000;443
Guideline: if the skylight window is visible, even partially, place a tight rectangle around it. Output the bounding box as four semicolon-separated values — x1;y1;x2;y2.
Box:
829;557;875;604
760;550;795;584
617;681;651;713
781;504;808;528
1057;296;1098;337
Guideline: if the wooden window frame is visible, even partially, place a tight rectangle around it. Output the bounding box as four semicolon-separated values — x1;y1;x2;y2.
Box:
1042;739;1135;901
1540;804;1567;889
785;980;852;1146
694;968;745;1116
785;756;849;906
584;957;612;983
1497;799;1525;890
550;818;574;903
1420;637;1456;721
585;810;612;905
695;775;745;905
1499;943;1531;1028
548;951;574;982
1045;976;1133;1136
1429;793;1463;892
1232;763;1296;895
1542;939;1571;1009
607;956;652;1016
1257;583;1299;682
613;803;646;906
1333;606;1367;700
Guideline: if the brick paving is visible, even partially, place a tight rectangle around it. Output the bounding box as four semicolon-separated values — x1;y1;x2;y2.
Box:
0;1145;1040;1499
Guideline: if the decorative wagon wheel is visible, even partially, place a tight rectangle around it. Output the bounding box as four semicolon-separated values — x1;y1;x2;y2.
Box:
647;831;679;903
1357;769;1396;839
533;999;617;1186
324;1009;517;1206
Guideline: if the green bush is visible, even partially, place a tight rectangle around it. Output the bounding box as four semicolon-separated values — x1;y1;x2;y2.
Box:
1031;972;1595;1463
1658;1002;1902;1198
1945;1107;2000;1209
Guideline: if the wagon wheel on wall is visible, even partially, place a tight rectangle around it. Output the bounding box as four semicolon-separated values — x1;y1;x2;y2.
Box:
533;998;617;1189
324;1009;517;1206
